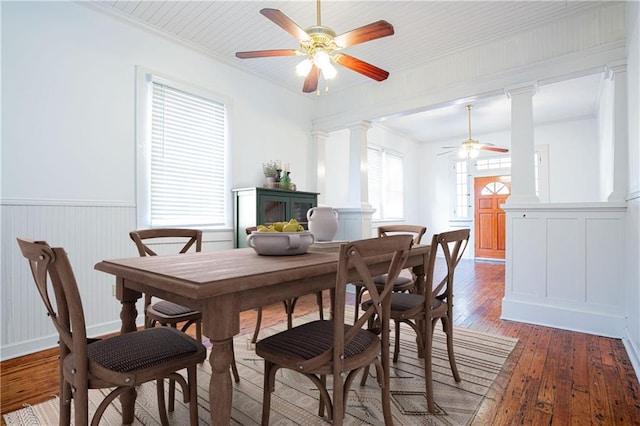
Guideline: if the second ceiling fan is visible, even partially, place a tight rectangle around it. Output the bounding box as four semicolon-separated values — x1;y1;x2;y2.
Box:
440;105;509;159
235;0;394;94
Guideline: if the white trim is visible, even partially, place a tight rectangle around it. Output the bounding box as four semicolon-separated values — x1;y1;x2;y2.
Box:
0;319;143;361
623;331;640;382
502;201;627;212
1;199;135;207
502;298;625;338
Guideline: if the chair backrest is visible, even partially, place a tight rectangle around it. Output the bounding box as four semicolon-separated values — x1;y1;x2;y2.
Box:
426;229;470;304
17;238;89;371
305;235;413;371
377;225;426;246
129;228;202;257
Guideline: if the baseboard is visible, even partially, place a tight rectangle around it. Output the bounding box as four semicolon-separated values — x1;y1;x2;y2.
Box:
501;298;625;338
0;318;140;361
623;331;640;382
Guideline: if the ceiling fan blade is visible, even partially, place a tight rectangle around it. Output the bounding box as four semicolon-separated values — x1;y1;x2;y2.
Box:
260;8;311;41
481;146;509;153
303;65;319;93
333;53;389;82
437;149;457;156
334;20;394;48
236;49;299;59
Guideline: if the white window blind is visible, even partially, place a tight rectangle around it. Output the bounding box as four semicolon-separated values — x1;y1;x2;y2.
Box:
368;147;404;220
147;81;227;227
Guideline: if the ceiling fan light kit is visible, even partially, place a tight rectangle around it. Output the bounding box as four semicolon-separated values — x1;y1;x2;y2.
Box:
440;104;509;159
235;0;394;95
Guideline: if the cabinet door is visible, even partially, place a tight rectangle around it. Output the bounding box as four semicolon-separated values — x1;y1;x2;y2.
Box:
289;196;315;228
259;195;288;224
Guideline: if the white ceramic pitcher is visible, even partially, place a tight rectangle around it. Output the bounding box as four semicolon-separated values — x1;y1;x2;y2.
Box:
306;207;339;241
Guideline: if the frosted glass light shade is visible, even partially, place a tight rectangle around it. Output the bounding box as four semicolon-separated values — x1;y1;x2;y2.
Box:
296;59;312;76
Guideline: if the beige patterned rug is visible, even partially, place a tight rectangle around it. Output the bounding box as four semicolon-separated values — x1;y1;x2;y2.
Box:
3;312;517;425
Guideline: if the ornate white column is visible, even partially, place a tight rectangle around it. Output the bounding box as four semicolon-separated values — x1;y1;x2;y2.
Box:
333;122;375;241
347;121;373;209
311;130;329;205
505;84;539;204
606;62;628;202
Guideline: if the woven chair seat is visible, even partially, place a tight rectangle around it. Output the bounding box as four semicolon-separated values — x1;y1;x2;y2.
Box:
150;300;198;317
373;273;413;288
257;320;377;362
88;327;202;373
362;293;445;322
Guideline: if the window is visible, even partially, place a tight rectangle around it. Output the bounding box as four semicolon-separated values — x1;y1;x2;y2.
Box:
368;146;404;220
476;156;511;170
453;160;470;219
136;69;229;228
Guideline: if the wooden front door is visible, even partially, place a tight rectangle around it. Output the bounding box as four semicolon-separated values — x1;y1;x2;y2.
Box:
474;176;511;259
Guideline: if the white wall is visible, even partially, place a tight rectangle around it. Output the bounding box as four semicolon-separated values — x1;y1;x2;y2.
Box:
1;2;313;204
537;117;600;202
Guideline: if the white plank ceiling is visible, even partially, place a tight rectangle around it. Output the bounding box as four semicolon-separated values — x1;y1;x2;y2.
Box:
91;0;610;143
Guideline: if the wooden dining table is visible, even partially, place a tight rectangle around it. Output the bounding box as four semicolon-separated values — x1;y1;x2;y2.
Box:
95;243;429;425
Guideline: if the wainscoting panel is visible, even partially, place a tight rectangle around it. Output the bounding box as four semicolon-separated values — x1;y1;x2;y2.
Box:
1;201;138;360
1;201;234;360
502;202;627;338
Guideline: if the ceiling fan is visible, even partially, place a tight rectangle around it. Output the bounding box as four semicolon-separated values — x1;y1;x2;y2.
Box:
439;105;509;159
235;0;394;94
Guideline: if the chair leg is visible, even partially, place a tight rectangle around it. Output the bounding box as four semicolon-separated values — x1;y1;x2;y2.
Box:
252;307;263;344
318;374;327;417
443;316;460;382
187;365;199;426
156;379;170;426
316;291;324;320
425;318;436;413
74;383;89;426
353;285;363;324
60;380;72;426
262;360;276;426
283;298;299;329
231;344;241;384
393;319;401;363
196;320;202;343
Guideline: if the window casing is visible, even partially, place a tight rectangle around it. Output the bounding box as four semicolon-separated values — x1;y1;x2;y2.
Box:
136;69;230;228
368;146;404;220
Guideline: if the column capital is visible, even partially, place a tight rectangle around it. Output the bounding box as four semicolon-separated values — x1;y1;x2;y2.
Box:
311;130;329;141
347;121;372;133
504;82;538;99
605;61;627;80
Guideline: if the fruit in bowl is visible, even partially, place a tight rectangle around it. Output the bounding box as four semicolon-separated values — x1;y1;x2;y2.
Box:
247;219;314;255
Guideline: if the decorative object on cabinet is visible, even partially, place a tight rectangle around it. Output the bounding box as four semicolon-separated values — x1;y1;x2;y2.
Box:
233;187;318;248
262;161;278;187
306;206;339;241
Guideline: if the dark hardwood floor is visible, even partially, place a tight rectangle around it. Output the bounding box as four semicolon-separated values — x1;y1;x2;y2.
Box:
2;260;639;425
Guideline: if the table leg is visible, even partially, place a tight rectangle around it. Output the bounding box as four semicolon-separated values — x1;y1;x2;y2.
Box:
202;295;239;425
116;279;141;424
208;339;234;424
413;256;427;359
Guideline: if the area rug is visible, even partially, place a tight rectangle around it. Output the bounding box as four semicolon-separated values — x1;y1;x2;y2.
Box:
3;312;517;425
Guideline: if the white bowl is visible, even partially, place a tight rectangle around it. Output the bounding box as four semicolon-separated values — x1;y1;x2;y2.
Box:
246;231;315;256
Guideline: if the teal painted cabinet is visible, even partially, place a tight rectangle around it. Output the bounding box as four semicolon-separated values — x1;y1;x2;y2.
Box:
233;187;318;248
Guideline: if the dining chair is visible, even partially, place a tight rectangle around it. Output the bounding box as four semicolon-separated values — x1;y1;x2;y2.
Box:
17;238;206;426
129;228;240;400
256;235;413;425
353;225;426;345
245;226;324;343
361;228;470;413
